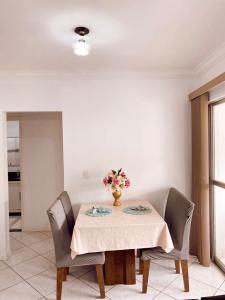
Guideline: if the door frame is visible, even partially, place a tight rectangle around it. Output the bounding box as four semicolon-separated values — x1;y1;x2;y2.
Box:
7;114;23;230
0;111;10;260
1;110;64;259
209;98;225;272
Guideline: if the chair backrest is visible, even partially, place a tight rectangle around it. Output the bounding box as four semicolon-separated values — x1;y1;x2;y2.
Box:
165;188;195;253
57;191;75;236
47;199;71;266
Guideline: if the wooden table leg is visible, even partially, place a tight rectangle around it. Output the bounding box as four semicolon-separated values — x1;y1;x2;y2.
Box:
104;249;136;285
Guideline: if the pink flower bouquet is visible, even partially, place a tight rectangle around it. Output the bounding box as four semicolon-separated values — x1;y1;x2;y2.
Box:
102;168;130;191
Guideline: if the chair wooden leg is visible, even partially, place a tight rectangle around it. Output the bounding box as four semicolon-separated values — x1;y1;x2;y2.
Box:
139;257;144;274
181;260;189;292
66;267;69;275
142;259;150;294
136;249;141;257
57;267;64;300
175;260;180;274
62;267;67;281
137;249;143;274
95;264;105;299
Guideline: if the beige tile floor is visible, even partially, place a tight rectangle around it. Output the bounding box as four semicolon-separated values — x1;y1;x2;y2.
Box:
0;231;225;299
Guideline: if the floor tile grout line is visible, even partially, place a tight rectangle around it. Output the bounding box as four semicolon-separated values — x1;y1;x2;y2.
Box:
159;290;179;299
26;243;55;264
25;264;92;289
23;279;47;299
0;263;44;298
70;267;119;295
77;267;117;293
10;231;50;246
188;274;225;290
11;237;50;249
24;235;53;249
43;275;101;299
13;246;96;281
8;262;50;299
40;252;55;264
157;273;182;294
5;253;55;282
214;288;219;296
26;237;53;249
136;277;178;294
152;258;198;272
22;244;106;283
4;252;40;268
216;278;225;290
161;274;219;295
78;275;107;293
0;274;23;294
75;268;95;279
42;266;112;298
25;272;61;298
149;287;162;300
135;263;181;292
213;280;225;296
23;266;54;281
5;248;52;268
6;235;54;268
40;231;52;237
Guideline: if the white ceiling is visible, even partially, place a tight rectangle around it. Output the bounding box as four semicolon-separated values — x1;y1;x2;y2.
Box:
1;0;225;74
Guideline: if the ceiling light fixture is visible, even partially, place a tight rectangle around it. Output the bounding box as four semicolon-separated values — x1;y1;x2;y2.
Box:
73;26;90;56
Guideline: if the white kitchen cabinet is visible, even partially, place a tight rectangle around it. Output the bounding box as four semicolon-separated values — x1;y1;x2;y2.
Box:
8;182;21;212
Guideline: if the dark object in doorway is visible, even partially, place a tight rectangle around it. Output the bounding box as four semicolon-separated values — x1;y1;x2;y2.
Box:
202;296;225;300
188;296;225;300
9;228;22;232
8;171;20;181
9;212;21;216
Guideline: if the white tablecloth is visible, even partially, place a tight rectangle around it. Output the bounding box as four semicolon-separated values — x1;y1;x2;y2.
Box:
71;200;173;259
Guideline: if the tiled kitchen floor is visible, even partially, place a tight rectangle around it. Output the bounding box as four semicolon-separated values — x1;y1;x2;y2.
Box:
0;232;225;300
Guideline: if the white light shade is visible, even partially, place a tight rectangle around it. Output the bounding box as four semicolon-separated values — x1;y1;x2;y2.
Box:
73;38;91;56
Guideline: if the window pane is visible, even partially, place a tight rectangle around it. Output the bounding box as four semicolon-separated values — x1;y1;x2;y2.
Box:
214;185;225;265
213;102;225;182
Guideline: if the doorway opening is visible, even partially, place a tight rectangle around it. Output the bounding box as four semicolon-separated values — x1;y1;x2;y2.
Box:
210;99;225;272
7;118;21;231
7;112;64;234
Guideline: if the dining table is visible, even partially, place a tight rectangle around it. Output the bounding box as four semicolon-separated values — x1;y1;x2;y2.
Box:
70;199;173;285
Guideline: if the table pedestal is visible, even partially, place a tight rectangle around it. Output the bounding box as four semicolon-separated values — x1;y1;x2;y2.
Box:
104;249;136;285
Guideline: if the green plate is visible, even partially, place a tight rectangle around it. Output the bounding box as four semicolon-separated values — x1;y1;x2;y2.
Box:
85;207;112;217
123;205;152;215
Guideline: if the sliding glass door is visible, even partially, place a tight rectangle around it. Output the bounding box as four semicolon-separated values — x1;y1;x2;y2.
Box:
211;100;225;270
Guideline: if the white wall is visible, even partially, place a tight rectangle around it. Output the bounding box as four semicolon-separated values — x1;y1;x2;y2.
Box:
20;112;64;231
0;75;194;258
